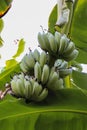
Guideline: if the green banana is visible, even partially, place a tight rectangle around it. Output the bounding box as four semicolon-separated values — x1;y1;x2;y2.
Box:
63;41;75;56
33;49;40;62
38;32;47;51
63;49;79;61
41;64;50;85
47;71;59;90
20;59;29;73
32;82;42;97
35;88;48;102
11;80;19;96
54;31;61;51
42;33;51;52
58;35;68;54
54;59;63;68
24;79;32;99
39;51;47;67
16;78;25;97
59;68;72;78
54;59;68;69
34;62;41;82
51;78;64;90
48;33;57;53
24;52;35;69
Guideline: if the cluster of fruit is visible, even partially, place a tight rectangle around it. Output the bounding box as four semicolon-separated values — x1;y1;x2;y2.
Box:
10;31;78;102
38;31;78;61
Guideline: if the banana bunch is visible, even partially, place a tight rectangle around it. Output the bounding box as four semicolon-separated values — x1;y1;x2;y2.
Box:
47;67;64;91
11;73;48;102
38;31;78;61
54;59;72;78
20;49;50;74
34;61;64;91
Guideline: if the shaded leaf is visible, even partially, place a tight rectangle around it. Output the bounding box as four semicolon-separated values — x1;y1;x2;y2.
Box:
13;39;25;59
72;70;87;90
0;89;87;130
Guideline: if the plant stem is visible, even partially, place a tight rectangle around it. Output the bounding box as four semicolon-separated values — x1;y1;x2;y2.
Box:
62;0;74;36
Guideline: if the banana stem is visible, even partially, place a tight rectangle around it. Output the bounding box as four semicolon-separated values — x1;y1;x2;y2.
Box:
62;0;74;36
64;61;71;88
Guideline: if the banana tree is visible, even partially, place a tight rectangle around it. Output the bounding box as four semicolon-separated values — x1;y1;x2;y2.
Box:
0;0;87;129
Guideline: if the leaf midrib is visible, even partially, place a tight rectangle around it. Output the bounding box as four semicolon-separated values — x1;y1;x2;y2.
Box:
1;108;87;121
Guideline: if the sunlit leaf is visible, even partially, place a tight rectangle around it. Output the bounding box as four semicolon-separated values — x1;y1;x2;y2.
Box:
0;36;3;47
48;4;57;34
13;39;25;59
5;59;18;69
0;89;87;130
0;19;4;33
0;63;21;90
0;0;13;18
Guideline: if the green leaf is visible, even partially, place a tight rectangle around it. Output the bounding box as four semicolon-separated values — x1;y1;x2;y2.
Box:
5;59;18;69
0;19;4;33
72;70;87;90
48;4;57;34
13;39;25;59
0;89;87;130
0;0;13;18
0;63;21;90
70;0;87;63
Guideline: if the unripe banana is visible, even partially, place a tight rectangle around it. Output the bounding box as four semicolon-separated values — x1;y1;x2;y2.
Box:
54;59;63;68
54;59;68;69
24;52;35;69
39;51;47;67
38;32;47;51
63;41;75;56
59;68;72;78
54;31;61;51
47;71;59;90
33;49;40;62
20;59;29;73
16;78;25;97
58;35;68;54
41;64;50;85
48;33;57;53
58;61;68;69
63;49;79;61
51;78;64;91
32;82;42;97
42;33;51;52
24;79;32;99
35;88;48;102
11;80;19;96
20;52;35;73
34;62;41;82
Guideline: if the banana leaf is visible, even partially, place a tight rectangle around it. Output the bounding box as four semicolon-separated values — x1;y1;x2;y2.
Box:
0;89;87;130
0;0;13;18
